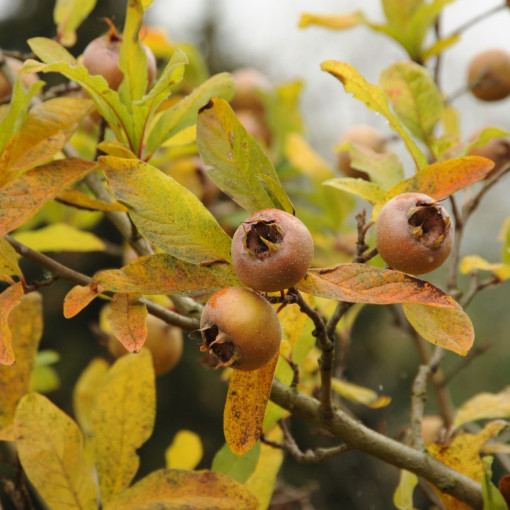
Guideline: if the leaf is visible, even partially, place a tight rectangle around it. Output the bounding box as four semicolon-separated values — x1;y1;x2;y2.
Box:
428;421;507;510
54;0;97;46
91;348;155;503
0;292;42;439
460;255;510;280
482;457;508;510
103;469;258;510
379;61;442;144
197;97;293;213
101;156;233;264
393;469;418;510
146;72;235;156
93;253;241;299
0;282;25;365
212;442;261;483
454;387;510;429
13;223;107;253
0;97;93;178
63;282;102;318
0;158;97;236
321;60;428;170
299;11;367;29
331;378;391;408
323;177;387;205
402;301;474;356
165;429;203;470
224;353;279;455
57;188;128;212
296;264;455;307
387;156;495;201
15;393;97;510
108;293;147;353
0;236;22;279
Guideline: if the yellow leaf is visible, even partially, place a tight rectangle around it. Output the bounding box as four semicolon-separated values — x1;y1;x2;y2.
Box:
165;429;203;470
91;348;156;503
323;177;387;205
0;236;22;279
103;469;258;510
428;421;507;509
299;11;366;29
331;378;391;408
402;301;474;356
96;140;137;159
454;387;510;429
57;188;128;212
72;357;109;438
393;469;418;510
244;425;284;510
108;293;147;353
460;255;510;280
224;353;279;455
0;282;25;365
53;0;97;47
0;292;42;439
63;282;102;318
13;223;106;253
15;393;97;510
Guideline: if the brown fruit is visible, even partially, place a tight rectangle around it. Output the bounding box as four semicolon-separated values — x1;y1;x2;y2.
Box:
0;57;39;99
82;23;157;91
467;49;510;102
468;128;510;178
336;125;387;180
200;287;281;371
236;109;272;148
230;67;272;113
107;312;183;376
374;193;454;275
231;209;314;292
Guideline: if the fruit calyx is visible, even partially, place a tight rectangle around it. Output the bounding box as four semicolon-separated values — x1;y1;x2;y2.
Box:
407;200;451;250
199;325;238;369
243;219;284;260
102;17;122;44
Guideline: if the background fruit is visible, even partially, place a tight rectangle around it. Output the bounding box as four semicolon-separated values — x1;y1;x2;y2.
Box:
467;49;510;102
230;67;273;113
200;287;281;371
336;125;388;180
468;128;510;178
0;56;38;98
231;208;314;292
374;192;454;275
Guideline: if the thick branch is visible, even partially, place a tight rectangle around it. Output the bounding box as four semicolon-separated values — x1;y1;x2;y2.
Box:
270;379;483;509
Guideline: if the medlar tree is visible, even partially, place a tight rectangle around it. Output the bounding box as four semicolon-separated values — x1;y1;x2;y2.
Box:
1;0;510;509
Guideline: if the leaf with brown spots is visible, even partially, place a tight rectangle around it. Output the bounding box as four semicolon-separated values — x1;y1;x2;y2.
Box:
108;293;147;353
0;282;25;365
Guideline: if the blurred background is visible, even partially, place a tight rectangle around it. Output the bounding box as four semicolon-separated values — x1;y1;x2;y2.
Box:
0;1;509;509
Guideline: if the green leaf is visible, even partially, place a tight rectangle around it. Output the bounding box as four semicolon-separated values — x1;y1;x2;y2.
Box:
197;97;293;213
482;457;508;510
321;60;428;170
379;61;442;145
146;72;235;156
323;177;387;205
393;469;418;510
100;156;233;264
53;0;97;47
212;442;261;483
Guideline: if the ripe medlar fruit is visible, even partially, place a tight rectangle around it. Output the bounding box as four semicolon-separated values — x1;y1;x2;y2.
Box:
374;193;454;275
231;209;314;292
82;21;156;91
0;57;39;99
467;49;510;102
336;125;388;180
200;287;281;371
230;67;273;114
105;309;183;376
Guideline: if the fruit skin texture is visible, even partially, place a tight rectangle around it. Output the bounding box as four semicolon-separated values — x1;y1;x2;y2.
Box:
231;209;314;292
337;125;387;180
107;313;183;376
374;193;454;275
82;34;157;91
467;49;510;102
200;287;281;371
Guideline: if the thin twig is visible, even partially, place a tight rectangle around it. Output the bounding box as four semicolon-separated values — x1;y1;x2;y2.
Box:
447;4;506;39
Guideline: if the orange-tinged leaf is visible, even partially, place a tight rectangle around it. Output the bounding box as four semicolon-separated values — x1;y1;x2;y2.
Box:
0;97;93;177
93;253;241;299
454;387;510;429
57;188;128;212
103;469;258;510
63;282;102;318
0;282;25;365
0;292;42;439
91;348;155;503
0;158;97;236
224;353;279;456
165;429;203;470
0;236;22;279
14;393;97;510
108;293;147;353
428;421;507;510
296;264;455;307
389;156;495;200
402;301;474;356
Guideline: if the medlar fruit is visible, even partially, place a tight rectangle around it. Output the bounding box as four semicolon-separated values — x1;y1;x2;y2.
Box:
374;193;454;275
467;49;510;102
200;287;281;371
468;128;510;178
231;209;314;292
0;57;39;99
